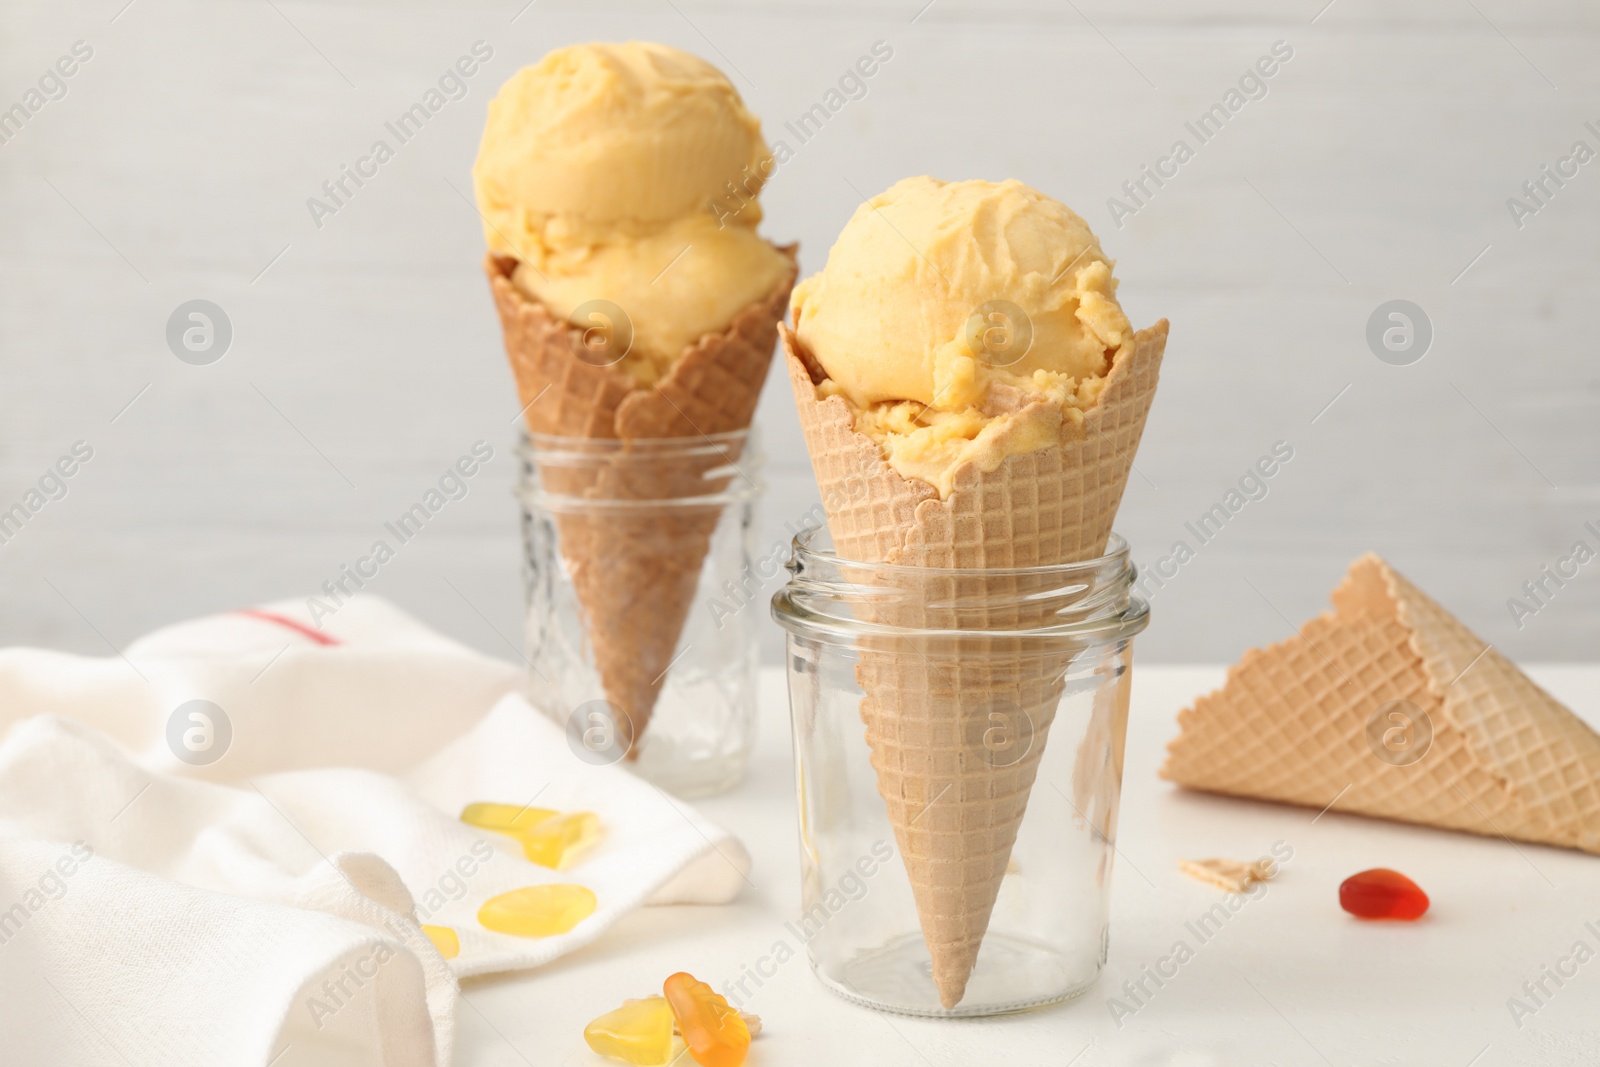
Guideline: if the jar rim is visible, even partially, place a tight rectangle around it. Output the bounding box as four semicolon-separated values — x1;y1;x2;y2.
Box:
517;427;753;456
786;524;1133;580
771;524;1150;646
519;486;763;511
515;427;763;510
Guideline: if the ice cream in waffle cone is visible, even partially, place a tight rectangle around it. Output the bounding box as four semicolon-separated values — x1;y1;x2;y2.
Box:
785;177;1167;1007
489;251;795;751
474;43;796;751
1164;555;1600;854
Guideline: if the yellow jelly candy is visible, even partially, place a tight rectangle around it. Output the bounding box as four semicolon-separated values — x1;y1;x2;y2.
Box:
478;884;596;937
584;995;675;1065
460;802;559;835
421;924;459;959
521;811;601;869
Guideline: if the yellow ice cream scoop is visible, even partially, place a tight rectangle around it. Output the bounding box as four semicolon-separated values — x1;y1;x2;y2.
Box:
472;42;792;384
473;40;771;252
790;176;1134;495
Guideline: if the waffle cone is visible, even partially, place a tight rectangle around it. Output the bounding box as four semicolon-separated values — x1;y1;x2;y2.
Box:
1163;554;1600;854
785;321;1167;1007
488;249;797;751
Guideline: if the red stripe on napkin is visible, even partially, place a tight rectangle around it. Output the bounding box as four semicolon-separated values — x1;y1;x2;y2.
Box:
235;609;341;647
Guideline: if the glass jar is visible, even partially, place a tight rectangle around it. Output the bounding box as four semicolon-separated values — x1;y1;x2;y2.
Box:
518;429;762;797
771;526;1150;1016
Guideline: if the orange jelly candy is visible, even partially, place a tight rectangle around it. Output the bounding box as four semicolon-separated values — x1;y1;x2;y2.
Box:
662;971;749;1067
1339;868;1429;920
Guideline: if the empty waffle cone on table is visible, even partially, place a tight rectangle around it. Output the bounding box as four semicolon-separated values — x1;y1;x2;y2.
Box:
774;176;1167;1011
1164;554;1600;854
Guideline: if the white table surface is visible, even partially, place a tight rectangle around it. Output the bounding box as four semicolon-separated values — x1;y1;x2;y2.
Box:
457;665;1600;1067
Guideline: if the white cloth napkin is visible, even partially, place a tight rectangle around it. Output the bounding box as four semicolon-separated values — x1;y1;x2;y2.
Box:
0;598;752;1067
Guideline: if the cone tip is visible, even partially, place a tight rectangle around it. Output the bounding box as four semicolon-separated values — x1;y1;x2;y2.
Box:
936;977;967;1010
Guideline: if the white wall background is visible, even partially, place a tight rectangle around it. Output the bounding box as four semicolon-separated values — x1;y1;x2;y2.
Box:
2;0;1597;668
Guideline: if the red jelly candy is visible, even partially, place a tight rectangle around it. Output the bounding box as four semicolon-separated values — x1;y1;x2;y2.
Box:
1339;868;1429;920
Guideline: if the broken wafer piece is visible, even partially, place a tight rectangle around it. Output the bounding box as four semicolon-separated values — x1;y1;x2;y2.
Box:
1179;857;1277;893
